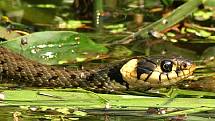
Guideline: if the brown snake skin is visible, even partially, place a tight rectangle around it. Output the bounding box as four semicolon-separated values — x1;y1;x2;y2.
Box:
0;46;196;92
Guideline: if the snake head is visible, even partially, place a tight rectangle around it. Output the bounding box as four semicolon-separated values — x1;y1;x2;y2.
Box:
120;57;196;89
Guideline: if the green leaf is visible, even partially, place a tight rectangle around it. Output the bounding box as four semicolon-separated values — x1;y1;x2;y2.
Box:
201;46;215;67
193;10;213;21
1;31;108;65
73;111;87;116
2;89;215;109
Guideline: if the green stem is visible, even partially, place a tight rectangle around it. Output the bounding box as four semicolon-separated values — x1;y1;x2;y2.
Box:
93;0;103;32
111;0;203;45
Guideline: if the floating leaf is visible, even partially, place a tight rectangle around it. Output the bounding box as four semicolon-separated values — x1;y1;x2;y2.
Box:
201;46;215;66
56;108;71;115
73;111;87;116
198;30;211;37
208;36;215;40
1;31;108;65
193;10;213;21
149;42;197;60
186;28;211;38
110;45;132;58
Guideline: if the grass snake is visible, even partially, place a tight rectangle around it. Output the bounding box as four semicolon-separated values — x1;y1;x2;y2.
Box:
0;46;196;92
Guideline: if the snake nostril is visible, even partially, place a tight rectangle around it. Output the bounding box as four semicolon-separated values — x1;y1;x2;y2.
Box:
180;62;188;70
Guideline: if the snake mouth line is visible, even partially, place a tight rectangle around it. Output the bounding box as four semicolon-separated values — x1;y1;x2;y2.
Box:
189;64;196;73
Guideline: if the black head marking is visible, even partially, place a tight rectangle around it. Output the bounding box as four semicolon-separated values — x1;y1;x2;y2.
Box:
136;59;156;79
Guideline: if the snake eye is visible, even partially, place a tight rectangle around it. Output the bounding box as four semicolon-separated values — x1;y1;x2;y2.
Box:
161;60;173;72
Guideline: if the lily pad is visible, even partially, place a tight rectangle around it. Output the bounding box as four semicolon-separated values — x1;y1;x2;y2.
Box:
151;44;197;60
201;46;215;66
1;31;108;65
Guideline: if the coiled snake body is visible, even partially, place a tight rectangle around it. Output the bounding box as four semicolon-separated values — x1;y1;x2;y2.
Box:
0;46;196;92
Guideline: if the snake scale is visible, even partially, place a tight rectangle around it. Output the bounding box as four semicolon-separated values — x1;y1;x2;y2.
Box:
0;46;196;92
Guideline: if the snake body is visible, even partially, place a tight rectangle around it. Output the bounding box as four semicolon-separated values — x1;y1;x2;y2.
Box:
0;46;196;92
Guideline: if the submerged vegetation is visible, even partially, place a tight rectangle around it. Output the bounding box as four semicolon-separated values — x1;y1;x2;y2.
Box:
1;0;215;120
